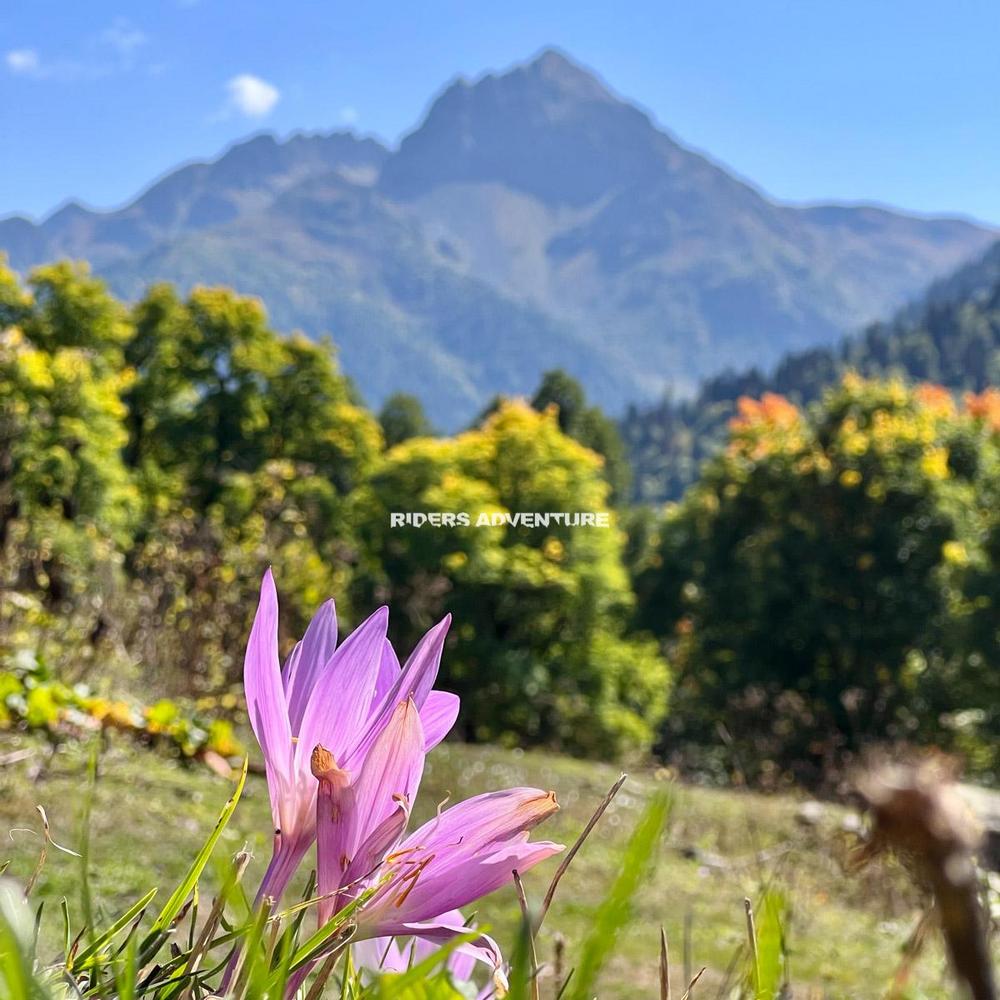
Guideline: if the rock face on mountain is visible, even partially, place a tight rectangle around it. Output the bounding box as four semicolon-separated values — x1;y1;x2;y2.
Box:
2;49;994;427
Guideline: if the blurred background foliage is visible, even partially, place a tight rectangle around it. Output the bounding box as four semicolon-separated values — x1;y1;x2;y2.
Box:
2;257;999;778
634;377;1000;783
0;258;664;760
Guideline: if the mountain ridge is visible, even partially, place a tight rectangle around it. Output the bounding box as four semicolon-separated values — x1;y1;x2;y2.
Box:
2;48;995;427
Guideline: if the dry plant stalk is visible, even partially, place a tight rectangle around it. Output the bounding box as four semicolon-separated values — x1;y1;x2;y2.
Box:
178;849;253;999
535;772;628;932
552;933;565;992
513;773;628;998
858;758;996;1000
681;965;706;1000
887;908;934;999
683;910;693;986
660;926;671;1000
304;949;346;1000
743;897;759;992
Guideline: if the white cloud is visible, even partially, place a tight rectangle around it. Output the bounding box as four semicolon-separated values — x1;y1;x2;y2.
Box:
100;19;148;56
226;74;280;118
5;25;147;82
6;48;40;76
338;105;359;126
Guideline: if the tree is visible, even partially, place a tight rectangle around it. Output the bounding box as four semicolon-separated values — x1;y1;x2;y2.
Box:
379;392;433;448
126;286;380;501
929;389;1000;767
531;369;631;501
624;249;1000;504
0;261;138;674
358;400;669;757
122;284;382;684
531;369;587;431
637;377;987;777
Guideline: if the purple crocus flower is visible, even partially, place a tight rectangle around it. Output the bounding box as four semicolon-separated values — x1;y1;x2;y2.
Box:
311;706;563;985
310;697;426;925
243;569;460;906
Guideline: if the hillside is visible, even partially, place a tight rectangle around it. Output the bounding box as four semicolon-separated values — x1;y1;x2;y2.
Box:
623;238;1000;501
2;50;995;427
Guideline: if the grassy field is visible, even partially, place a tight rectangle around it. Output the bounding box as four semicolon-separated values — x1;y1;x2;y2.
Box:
0;732;952;998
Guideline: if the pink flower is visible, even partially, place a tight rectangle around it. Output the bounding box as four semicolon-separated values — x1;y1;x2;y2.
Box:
243;569;459;906
310;698;563;984
244;569;561;995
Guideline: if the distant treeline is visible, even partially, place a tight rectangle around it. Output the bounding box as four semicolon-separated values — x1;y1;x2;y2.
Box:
623;240;1000;502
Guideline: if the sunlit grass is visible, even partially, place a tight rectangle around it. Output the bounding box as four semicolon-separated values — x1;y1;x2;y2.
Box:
0;734;952;997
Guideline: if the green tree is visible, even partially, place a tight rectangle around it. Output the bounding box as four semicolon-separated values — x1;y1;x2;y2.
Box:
531;369;631;501
0;261;138;675
925;390;1000;768
122;284;382;685
637;377;984;776
378;392;433;448
126;286;380;501
358;400;669;757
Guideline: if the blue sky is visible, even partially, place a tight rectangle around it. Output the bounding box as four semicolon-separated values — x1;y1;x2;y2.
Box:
2;0;999;223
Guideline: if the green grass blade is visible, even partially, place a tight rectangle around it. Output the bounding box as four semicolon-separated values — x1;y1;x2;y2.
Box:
502;915;534;1000
60;898;71;959
275;883;384;985
114;932;138;1000
140;757;247;954
755;892;786;1000
72;887;157;970
0;882;49;1000
78;742;100;950
566;790;671;1000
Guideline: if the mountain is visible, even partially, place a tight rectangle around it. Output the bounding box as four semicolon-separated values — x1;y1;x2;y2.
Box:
2;49;996;427
0;131;388;270
622;237;1000;502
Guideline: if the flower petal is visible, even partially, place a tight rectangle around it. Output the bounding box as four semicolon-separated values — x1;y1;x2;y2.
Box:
374;639;401;703
312;744;356;923
382;919;504;976
355;789;561;934
402;787;559;860
343;798;409;888
408;910;482;981
244;570;291;804
419;691;460;750
284;599;337;733
338;699;424;888
395;614;451;708
352;937;407;973
296;606;388;767
350;615;451;765
351;699;425;853
378;839;563;928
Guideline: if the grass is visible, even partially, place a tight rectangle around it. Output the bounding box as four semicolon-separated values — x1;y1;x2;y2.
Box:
0;732;953;998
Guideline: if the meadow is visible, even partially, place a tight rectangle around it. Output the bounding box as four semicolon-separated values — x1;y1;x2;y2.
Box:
0;732;955;998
